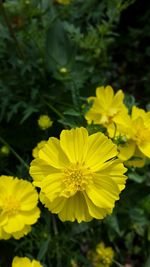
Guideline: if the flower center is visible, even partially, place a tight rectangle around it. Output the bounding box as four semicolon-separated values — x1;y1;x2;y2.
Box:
3;196;20;216
62;163;93;197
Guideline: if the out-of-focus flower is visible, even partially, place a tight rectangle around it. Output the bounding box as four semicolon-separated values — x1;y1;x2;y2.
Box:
88;242;114;267
55;0;71;5
38;115;53;130
0;176;40;240
59;67;68;74
85;86;128;127
30;127;127;222
12;256;43;267
32;140;47;159
0;145;10;156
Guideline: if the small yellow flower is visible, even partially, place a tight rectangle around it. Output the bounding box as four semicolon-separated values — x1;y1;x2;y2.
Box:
0;145;10;155
38;115;53;130
30;127;127;222
96;242;114;267
56;0;71;5
32;140;47;158
85;86;128;127
59;67;68;74
12;256;43;267
88;242;114;267
0;176;40;240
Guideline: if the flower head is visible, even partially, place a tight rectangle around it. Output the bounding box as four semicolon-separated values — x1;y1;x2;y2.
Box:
30;127;127;222
38;115;53;130
108;106;150;164
85;86;128;127
0;176;40;240
0;145;10;155
88;242;114;267
12;256;43;267
32;140;47;158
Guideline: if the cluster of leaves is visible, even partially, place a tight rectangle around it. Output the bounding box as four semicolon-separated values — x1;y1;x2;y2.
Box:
0;0;150;266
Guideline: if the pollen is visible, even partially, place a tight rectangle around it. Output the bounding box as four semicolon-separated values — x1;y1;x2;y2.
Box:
62;164;93;197
4;196;20;216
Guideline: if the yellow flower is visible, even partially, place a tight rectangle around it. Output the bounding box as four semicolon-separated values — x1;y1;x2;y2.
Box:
96;242;114;267
85;86;128;127
108;106;150;164
38;115;53;130
32;140;47;158
12;256;43;267
0;145;10;155
56;0;71;5
0;176;40;240
30;127;127;222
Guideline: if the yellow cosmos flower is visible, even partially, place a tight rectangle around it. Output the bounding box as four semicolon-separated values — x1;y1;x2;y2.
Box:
96;242;114;267
56;0;71;5
38;115;53;130
30;127;127;222
108;106;150;164
0;176;40;240
12;256;43;267
32;140;47;158
85;86;128;127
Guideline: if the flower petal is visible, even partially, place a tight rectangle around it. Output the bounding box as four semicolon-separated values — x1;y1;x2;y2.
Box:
3;214;25;233
84;193;112;219
39;137;69;169
85;132;117;171
19;207;40;225
36;173;64;202
60;127;88;163
30;158;59;182
58;192;92;222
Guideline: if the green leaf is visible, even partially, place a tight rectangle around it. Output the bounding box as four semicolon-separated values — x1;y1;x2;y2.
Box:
46;19;75;72
144;255;150;267
37;237;50;261
128;173;146;183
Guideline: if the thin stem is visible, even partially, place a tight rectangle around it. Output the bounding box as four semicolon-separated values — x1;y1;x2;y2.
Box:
44;100;64;119
113;260;124;267
0;136;29;170
52;215;61;267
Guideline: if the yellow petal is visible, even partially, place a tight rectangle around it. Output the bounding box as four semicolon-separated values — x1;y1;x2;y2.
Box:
118;140;136;161
39;137;69;169
60;127;88;163
3;214;24;233
86;183;119;209
12;257;31;267
40;193;67;213
30;158;59;182
85;132;117;171
84;193;112;219
37;173;64;202
138;142;150;158
19;207;40;225
58;192;92;222
96;159;127;191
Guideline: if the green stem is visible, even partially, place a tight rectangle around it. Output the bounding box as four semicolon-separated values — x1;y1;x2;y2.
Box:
52;215;61;267
113;260;124;267
0;136;29;170
44;100;64;119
